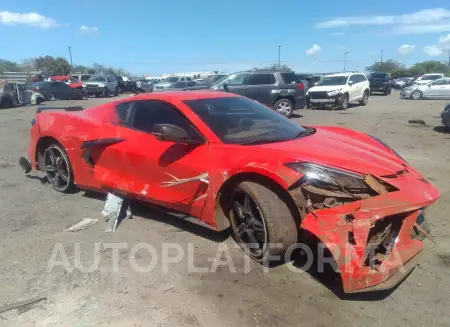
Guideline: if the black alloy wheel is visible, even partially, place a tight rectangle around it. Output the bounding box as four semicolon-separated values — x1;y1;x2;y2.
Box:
43;144;74;192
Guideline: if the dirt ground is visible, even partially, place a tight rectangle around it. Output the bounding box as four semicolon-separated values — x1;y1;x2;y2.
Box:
0;91;449;327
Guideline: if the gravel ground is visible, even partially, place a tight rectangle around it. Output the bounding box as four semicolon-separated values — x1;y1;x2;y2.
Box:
0;91;449;327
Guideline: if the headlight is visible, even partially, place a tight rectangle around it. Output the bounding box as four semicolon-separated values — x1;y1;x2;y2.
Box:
285;162;367;189
82;83;86;87
327;90;340;97
99;83;105;87
368;135;406;162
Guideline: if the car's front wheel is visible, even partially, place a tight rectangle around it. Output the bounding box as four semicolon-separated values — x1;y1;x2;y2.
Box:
411;90;423;100
274;99;294;118
229;181;298;263
43;143;75;193
102;88;108;98
339;94;349;109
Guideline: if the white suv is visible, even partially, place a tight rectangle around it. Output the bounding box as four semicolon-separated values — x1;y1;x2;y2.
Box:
306;72;370;109
414;73;445;86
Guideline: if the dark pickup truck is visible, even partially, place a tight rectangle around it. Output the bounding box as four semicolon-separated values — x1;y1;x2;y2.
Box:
368;72;392;95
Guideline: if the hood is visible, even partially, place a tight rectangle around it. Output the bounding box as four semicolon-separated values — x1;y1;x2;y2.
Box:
307;85;343;92
155;82;173;87
85;80;106;85
251;127;405;176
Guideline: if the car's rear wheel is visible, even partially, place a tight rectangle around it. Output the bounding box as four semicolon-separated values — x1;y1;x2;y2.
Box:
43;144;74;193
411;90;423;100
0;98;13;109
47;93;55;101
359;91;369;106
229;181;298;263
274;99;294;118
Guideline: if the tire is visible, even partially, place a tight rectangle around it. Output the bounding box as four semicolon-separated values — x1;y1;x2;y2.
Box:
411;90;423;100
228;181;298;263
35;97;43;105
47;93;55;101
0;98;13;109
42;143;75;193
384;88;389;96
339;94;349;109
114;88;119;96
359;91;369;106
274;98;294;118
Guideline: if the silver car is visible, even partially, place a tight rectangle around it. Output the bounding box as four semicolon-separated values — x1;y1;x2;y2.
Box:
400;78;450;100
153;76;192;91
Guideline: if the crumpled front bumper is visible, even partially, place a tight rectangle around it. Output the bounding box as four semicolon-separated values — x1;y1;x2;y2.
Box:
297;169;439;293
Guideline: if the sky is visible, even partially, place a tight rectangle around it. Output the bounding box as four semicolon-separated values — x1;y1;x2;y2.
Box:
1;0;450;76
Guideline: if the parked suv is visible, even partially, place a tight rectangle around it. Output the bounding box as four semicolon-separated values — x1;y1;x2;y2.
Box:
306;72;370;109
83;75;119;97
189;69;305;117
368;72;392;95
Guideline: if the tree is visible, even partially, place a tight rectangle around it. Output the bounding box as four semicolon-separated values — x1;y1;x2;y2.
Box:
29;56;71;75
0;59;23;72
365;59;405;73
266;63;292;70
408;61;450;75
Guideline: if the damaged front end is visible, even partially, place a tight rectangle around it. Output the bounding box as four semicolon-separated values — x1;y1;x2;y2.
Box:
286;162;439;293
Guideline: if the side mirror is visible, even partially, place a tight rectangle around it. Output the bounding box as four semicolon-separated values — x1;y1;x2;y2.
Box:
152;124;203;144
222;82;229;92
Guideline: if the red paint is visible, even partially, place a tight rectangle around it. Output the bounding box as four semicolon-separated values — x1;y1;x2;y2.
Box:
49;76;84;89
26;91;440;292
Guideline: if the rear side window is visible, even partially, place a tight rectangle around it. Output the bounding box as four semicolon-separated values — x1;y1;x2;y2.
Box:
280;72;300;84
249;74;276;85
116;102;132;123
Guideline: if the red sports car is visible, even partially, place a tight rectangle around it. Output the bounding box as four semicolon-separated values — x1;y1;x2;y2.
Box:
20;91;439;293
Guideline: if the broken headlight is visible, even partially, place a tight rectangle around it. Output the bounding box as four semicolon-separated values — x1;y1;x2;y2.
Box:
285;162;367;189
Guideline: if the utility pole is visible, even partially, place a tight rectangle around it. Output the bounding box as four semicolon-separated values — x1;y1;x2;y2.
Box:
344;52;349;72
380;49;384;71
278;45;281;68
448;50;450;67
68;46;73;69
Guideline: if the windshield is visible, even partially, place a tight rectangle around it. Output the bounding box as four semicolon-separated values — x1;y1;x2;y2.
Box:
422;75;441;80
369;73;387;79
211;74;230;86
317;76;348;86
184;97;310;145
165;77;179;82
88;76;107;82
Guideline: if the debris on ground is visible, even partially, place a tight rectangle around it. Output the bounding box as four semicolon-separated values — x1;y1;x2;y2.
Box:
64;218;99;232
163;285;175;293
102;192;131;233
0;296;46;314
408;119;426;125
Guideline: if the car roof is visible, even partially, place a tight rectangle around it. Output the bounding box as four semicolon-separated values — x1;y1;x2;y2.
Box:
325;73;362;77
120;90;239;102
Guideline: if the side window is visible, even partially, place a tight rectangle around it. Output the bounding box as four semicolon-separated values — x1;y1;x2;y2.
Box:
3;83;14;93
226;73;250;86
186;77;192;81
130;101;203;140
116;102;132;123
50;82;59;88
349;75;358;84
249;74;276;85
431;79;447;86
358;74;368;82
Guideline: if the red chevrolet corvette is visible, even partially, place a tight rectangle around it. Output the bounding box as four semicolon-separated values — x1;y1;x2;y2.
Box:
20;91;439;293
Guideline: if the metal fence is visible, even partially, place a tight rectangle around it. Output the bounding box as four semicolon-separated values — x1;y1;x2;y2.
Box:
0;71;44;83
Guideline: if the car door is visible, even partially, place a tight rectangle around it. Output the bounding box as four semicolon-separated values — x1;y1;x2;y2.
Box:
14;83;26;104
223;73;250;96
51;82;68;99
425;79;447;97
246;73;277;105
91;100;211;217
347;75;359;100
